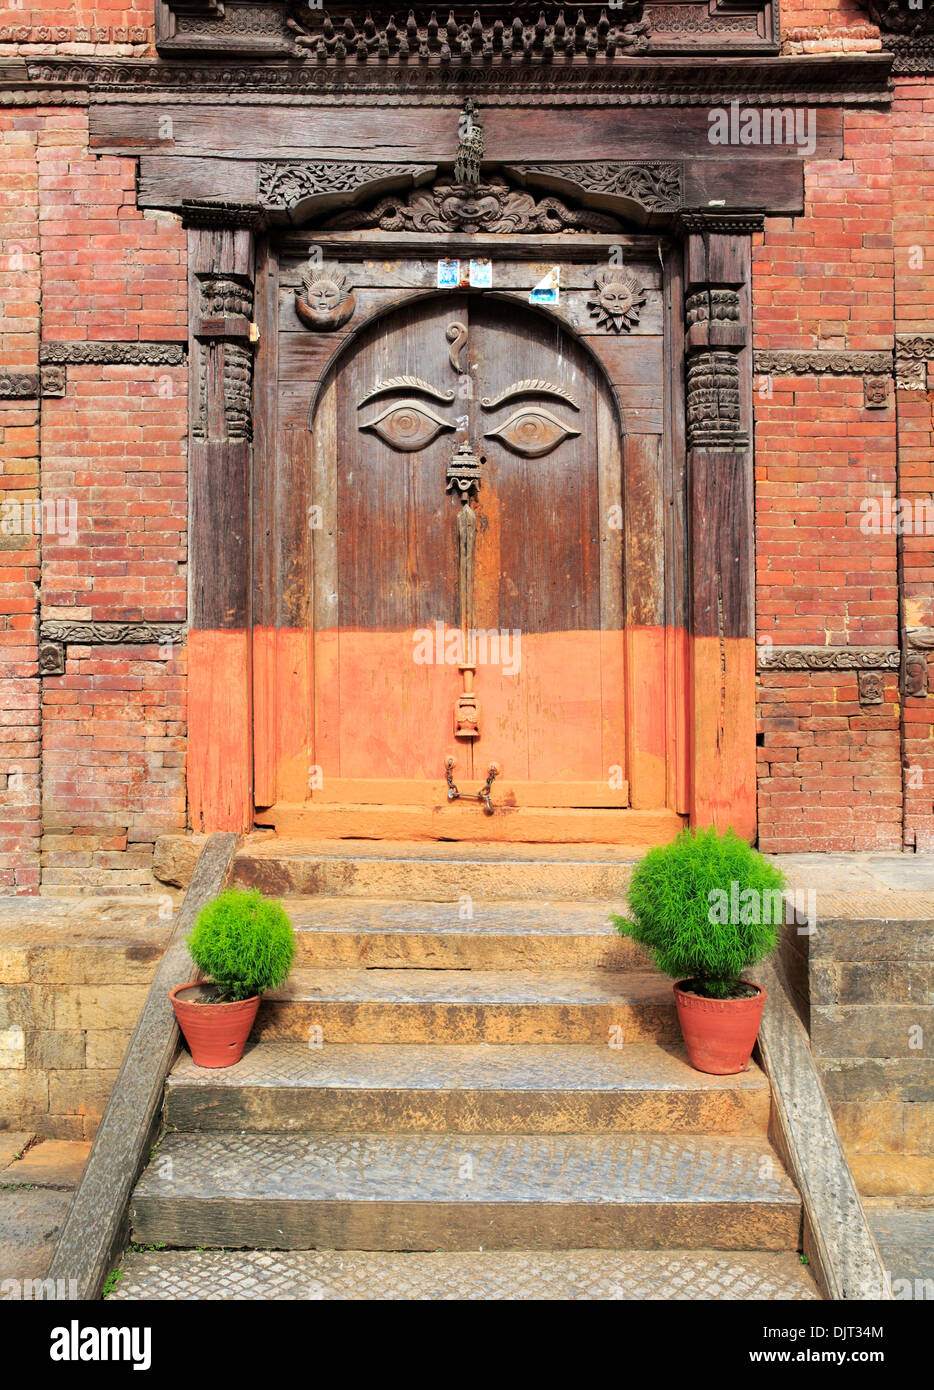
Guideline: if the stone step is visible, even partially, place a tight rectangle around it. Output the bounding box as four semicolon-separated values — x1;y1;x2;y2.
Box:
254;968;679;1045
165;1042;772;1135
233;836;638;901
283;897;643;970
130;1131;802;1252
109;1248;820;1300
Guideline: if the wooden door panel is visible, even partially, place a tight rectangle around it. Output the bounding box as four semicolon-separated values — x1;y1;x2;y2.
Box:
293;289;632;813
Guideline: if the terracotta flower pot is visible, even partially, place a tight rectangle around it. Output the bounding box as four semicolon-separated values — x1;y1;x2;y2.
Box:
169;982;259;1068
673;980;766;1075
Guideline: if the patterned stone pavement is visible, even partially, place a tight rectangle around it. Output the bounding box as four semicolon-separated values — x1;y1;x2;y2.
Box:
110;1248;820;1300
133;1129;800;1206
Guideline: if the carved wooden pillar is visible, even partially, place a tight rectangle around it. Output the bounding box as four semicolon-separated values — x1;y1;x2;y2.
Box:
185;206;260;833
681;213;760;841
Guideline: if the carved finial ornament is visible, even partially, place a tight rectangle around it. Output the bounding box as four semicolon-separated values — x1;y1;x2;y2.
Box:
454;99;484;188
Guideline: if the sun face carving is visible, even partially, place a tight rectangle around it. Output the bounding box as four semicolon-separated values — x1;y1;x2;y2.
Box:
359;399;456;452
295;261;356;332
587;267;647;333
484;406;581;458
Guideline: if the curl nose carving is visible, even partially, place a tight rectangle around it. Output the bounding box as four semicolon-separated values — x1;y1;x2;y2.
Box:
446;321;468;374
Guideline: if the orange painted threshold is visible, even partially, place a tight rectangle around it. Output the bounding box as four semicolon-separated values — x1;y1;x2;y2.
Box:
255;802;685;846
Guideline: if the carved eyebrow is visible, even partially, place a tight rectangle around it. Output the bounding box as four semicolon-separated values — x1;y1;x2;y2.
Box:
480;379;580;411
357;376;455;408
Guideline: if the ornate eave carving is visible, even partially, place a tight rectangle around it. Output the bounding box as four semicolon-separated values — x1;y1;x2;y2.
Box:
858;0;934;36
320;174;624;234
885;34;934;73
3;52;894;108
153;0;780;60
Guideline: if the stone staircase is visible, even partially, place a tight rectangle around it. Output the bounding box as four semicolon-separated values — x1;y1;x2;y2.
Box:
114;840;819;1299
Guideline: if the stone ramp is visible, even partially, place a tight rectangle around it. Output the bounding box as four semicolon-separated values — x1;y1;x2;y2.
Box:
110;1247;819;1301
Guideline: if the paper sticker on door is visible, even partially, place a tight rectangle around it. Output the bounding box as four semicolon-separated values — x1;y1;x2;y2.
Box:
438;259;471;289
530;267;560;305
469;259;492;288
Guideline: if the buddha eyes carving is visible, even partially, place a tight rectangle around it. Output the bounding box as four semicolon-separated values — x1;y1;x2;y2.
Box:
359;399;456;452
484;406;581;458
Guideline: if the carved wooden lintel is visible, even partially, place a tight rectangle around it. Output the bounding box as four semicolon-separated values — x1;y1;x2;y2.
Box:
753;349;892;376
39;621;187;675
39;342;187;366
757;645;900;670
11;53;894;107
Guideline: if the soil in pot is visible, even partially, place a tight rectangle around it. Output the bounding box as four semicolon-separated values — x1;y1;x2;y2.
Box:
169;982;259;1068
673;979;766;1075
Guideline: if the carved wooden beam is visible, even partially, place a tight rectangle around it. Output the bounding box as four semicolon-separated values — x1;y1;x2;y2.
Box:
6;53;894;107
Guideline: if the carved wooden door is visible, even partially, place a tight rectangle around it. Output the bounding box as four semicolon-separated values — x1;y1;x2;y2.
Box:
306;292;627;823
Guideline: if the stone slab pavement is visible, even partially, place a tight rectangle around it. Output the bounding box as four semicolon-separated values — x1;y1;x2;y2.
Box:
0;1132;90;1293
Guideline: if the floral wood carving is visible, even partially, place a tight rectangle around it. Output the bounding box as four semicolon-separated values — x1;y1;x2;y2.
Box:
587;267;647;333
323;175;622;234
757;646;900;670
258;160;426;212
294;261;356;331
515;161;681;212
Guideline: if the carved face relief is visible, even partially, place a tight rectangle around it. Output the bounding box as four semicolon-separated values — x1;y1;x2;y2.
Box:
295;261;356;332
588;267;647;333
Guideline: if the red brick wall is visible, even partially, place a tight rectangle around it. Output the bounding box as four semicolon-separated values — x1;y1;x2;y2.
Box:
0;2;153;44
0;106;188;892
754;93;934;852
893;83;934;851
0;113;42;892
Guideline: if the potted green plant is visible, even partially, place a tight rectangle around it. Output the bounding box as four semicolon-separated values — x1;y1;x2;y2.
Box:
170;887;296;1068
612;827;785;1075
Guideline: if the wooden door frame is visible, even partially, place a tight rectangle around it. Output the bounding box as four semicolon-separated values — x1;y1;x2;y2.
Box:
183;179;758;842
